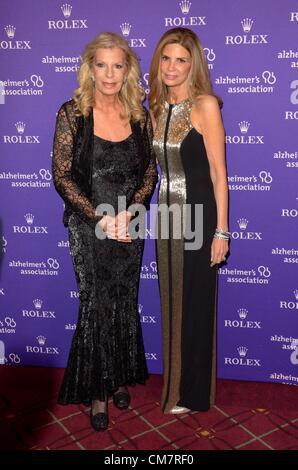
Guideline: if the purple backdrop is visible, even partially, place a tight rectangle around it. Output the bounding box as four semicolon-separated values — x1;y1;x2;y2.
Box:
0;0;297;387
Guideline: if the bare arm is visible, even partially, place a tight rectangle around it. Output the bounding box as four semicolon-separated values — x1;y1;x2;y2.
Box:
191;95;228;231
191;95;229;265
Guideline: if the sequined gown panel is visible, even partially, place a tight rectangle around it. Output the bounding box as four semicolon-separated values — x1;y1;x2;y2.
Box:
58;135;148;404
153;99;217;413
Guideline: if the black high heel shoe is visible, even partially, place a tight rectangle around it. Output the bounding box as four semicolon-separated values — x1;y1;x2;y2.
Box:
90;398;108;432
113;387;131;410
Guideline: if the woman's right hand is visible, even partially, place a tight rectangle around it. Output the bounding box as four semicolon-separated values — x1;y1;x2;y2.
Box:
115;211;132;243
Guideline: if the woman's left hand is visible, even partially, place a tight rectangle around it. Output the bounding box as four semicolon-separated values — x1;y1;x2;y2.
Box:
210;238;229;267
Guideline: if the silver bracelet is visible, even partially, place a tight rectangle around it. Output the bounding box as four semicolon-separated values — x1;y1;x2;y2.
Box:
214;234;229;240
214;228;230;240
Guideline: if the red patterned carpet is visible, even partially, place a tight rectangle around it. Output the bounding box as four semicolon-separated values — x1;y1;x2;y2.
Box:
0;366;297;450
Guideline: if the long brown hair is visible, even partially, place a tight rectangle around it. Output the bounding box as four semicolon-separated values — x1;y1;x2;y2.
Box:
73;32;145;120
149;28;221;119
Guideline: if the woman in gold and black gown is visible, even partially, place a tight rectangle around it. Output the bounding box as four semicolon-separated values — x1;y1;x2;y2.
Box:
150;28;229;414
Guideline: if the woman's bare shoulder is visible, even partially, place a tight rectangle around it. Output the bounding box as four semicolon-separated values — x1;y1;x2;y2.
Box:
192;94;219;114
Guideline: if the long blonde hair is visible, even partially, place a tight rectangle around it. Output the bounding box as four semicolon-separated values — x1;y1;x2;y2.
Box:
149;28;222;119
73;32;145;121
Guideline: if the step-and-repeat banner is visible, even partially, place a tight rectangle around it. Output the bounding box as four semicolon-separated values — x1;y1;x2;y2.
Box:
0;0;297;386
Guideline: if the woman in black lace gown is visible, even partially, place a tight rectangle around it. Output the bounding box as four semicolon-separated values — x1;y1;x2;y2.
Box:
52;33;157;431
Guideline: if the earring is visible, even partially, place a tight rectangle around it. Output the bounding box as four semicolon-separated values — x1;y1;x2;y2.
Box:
90;75;95;82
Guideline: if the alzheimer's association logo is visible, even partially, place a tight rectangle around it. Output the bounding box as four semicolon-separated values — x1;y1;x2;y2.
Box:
204;47;216;70
2;236;7;254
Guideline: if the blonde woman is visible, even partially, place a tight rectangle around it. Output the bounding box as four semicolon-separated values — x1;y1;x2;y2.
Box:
53;32;157;431
149;28;229;414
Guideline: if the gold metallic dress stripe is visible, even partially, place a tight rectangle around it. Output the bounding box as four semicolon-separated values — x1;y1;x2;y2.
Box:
153;99;193;413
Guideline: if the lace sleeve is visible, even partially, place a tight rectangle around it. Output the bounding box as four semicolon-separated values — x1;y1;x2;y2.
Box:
130;111;158;209
52;104;101;228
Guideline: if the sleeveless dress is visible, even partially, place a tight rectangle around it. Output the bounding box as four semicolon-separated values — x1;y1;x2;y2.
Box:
58;133;149;404
153;99;218;413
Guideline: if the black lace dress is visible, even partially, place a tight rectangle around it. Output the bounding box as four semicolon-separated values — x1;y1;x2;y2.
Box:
52;101;157;404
